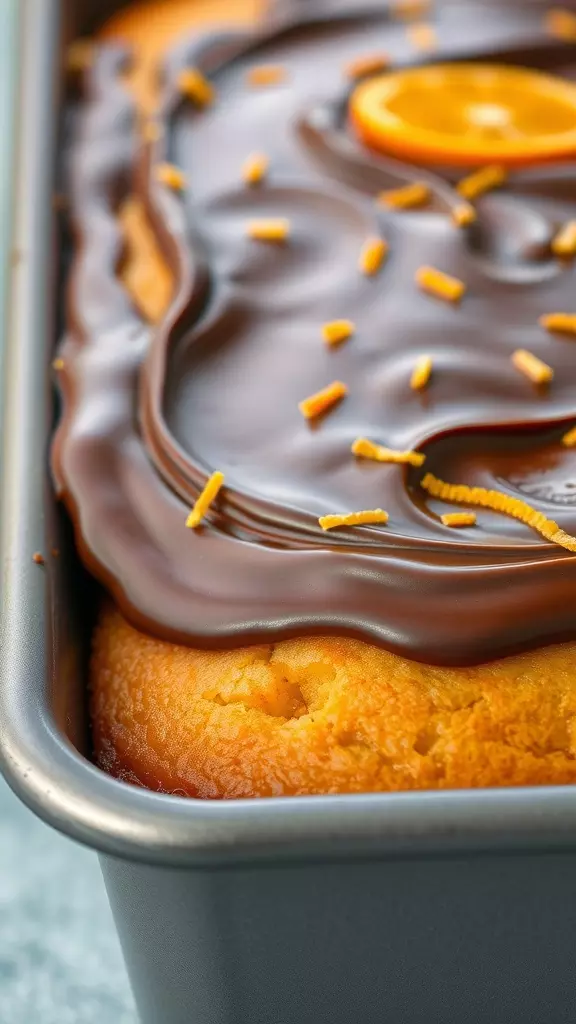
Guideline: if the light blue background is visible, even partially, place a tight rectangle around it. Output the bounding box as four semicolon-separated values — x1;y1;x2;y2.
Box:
0;2;135;1019
0;778;135;1023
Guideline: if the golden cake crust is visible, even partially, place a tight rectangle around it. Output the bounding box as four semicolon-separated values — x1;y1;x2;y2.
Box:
92;603;576;797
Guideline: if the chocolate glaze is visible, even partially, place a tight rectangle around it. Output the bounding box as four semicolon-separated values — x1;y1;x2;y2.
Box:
54;0;576;665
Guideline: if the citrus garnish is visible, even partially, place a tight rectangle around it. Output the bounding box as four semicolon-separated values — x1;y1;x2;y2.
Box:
350;63;576;167
421;474;576;552
186;472;225;529
319;510;389;531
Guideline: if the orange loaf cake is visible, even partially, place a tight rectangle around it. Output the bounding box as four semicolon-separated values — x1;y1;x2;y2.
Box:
54;0;576;797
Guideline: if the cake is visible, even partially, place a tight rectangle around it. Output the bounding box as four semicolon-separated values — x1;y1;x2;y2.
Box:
54;0;576;796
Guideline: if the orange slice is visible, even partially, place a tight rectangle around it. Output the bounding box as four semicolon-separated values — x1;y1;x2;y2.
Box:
350;63;576;167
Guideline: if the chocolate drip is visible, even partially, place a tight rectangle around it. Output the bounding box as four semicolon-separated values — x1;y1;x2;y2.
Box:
54;2;576;665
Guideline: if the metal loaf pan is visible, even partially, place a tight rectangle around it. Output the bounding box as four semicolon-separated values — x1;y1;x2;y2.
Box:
2;2;576;1022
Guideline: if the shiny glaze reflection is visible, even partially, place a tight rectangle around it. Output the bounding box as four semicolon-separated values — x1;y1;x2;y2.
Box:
54;1;576;664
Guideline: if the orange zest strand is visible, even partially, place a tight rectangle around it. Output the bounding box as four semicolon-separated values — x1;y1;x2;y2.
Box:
177;68;214;107
512;349;553;385
247;64;286;87
452;203;477;227
299;381;348;420
416;265;465;303
421;472;576;552
186;471;225;529
441;511;477;527
552;221;576;257
352;437;425;467
562;425;576;447
391;0;431;18
378;182;430;209
407;24;437;50
410;354;433;390
546;8;576;40
346;53;390;79
242;153;269;186
540;312;576;335
247;218;290;242
66;40;94;72
155;163;187;190
359;237;389;275
319;509;389;531
143;120;163;144
322;320;355;346
457;164;507;201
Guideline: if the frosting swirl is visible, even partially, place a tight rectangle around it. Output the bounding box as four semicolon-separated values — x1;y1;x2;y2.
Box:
54;1;576;664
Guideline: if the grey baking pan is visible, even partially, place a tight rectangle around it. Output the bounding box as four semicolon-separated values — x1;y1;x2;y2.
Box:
2;2;576;1022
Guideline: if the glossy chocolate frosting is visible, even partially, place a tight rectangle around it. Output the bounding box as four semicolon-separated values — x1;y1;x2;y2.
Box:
54;0;576;665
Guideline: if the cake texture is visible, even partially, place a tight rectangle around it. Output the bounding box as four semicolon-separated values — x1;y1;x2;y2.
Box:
53;0;576;796
92;602;576;797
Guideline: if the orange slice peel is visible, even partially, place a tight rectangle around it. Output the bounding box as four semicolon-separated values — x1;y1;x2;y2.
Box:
350;63;576;168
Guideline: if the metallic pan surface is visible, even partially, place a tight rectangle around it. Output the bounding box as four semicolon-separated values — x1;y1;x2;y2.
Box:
4;0;576;865
2;2;576;1021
